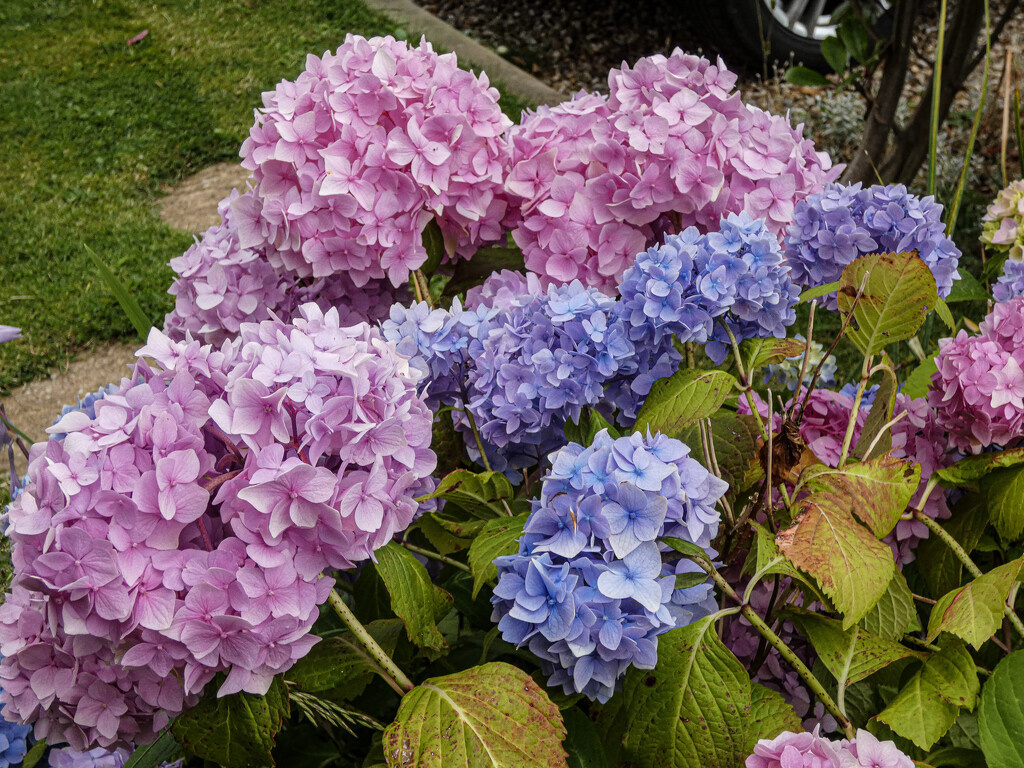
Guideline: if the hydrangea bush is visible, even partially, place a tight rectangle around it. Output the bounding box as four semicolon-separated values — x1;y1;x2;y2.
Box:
4;34;1024;768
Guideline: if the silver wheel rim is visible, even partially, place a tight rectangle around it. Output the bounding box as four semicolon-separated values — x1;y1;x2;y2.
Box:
764;0;837;40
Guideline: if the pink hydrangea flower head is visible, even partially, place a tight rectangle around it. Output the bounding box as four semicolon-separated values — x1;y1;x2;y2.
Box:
840;730;914;768
238;35;514;287
746;728;842;768
505;50;839;292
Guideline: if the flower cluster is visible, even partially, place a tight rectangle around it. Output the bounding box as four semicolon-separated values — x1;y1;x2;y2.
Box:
746;728;913;768
383;274;680;473
887;394;953;564
0;309;434;750
929;296;1024;452
994;258;1024;303
48;747;131;768
165;190;408;345
785;183;961;308
0;701;31;768
763;336;836;392
982;179;1024;260
617;214;800;363
491;430;726;701
237;34;513;287
505;50;838;291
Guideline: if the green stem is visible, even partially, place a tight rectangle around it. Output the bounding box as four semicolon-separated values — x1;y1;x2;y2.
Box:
928;0;948;197
413;269;434;310
462;407;493;473
400;540;471;573
327;589;415;694
696;560;855;739
838;354;872;468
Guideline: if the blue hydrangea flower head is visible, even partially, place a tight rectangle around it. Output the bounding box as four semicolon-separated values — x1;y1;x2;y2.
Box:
491;430;727;702
994;259;1024;302
763;335;837;391
785;182;962;309
0;674;32;768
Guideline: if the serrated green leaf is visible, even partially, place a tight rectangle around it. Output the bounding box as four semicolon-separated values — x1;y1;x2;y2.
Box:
985;465;1024;543
21;739;47;768
937;446;1024;486
172;677;289;768
745;685;802;749
837;252;939;356
677;412;763;501
934;298;955;331
742;337;808;372
563;707;609;768
787;612;925;687
853;362;898;459
417;469;515;520
675;571;711;590
287;619;403;698
597;617;755;768
375;543;453;651
635;369;737;436
859;569;921;640
798;280;841;304
776;494;895;628
946;270;990;303
800;456;921;538
749;522;827;604
918;493;990;597
821;35;848;72
926;558;1024;649
383;662;568;768
876;639;979;750
902;357;938;399
979;650;1024;768
415;513;480;555
785;65;829;86
468;512;529;598
123;732;183;768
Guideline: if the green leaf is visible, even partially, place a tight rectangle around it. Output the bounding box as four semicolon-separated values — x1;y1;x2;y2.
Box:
742;337;808;372
902;357;938;399
287;619;403;698
798;280;841;304
417;469;515;520
677;412;763;501
597;616;755;768
785;66;829;86
83;244;152;342
787;612;924;686
979;650;1024;768
420;219;446;275
937;446;1024;486
123;731;184;768
985;465;1024;542
416;513;478;555
563;707;609;768
776;494;896;628
801;456;921;539
635;369;737;436
564;408;619;447
838;16;870;62
858;569;921;640
946;270;990;303
918;493;991;597
442;246;526;300
853;363;898;459
662;536;712;562
382;662;568;768
675;571;711;590
21;739;47;768
821;35;848;72
926;558;1024;649
876;639;979;750
749;522;827;603
375;543;454;651
468;512;529;598
837;252;939;356
745;685;802;748
934;297;955;331
172;677;289;768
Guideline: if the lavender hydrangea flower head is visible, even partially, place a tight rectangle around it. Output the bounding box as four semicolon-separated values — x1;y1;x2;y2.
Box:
930;297;1024;452
506;50;838;292
982;179;1024;260
0;327;20;345
786;183;961;309
491;430;727;701
994;258;1024;302
48;747;132;768
839;730;914;768
237;35;513;287
745;728;842;768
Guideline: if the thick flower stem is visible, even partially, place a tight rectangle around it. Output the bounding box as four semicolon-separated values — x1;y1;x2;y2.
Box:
696;559;856;739
327;589;416;695
838;354;872;468
723;324;768;440
413;269;434;310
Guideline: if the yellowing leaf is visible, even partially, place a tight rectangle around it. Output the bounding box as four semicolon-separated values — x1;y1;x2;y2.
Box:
926;559;1024;649
375;543;453;652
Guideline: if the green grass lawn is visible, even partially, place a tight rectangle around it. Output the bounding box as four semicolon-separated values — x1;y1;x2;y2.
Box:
0;0;531;394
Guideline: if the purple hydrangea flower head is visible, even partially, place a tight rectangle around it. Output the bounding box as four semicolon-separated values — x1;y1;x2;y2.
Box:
839;730;914;768
994;258;1024;302
506;50;838;292
48;747;131;768
491;430;727;701
982;179;1024;260
237;35;514;287
0;327;21;345
746;729;842;768
786;183;961;308
165;189;408;345
929;297;1024;452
